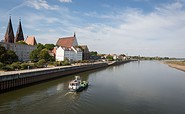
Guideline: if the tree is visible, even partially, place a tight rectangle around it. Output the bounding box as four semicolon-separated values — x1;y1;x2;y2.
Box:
45;44;55;50
11;62;21;70
29;49;39;62
38;49;51;61
6;50;18;63
36;59;46;68
106;55;114;61
0;62;4;70
0;46;7;62
37;43;45;51
90;51;98;56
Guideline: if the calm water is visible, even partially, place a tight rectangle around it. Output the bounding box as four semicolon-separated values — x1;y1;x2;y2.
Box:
1;61;185;114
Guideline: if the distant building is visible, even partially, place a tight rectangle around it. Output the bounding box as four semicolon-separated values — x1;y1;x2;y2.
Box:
4;16;14;43
56;33;78;47
78;45;90;60
55;33;84;61
25;36;37;45
1;17;36;61
56;46;82;61
0;42;36;61
15;19;24;42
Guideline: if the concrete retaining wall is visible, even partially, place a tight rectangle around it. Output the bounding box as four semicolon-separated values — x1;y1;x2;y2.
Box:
0;63;108;93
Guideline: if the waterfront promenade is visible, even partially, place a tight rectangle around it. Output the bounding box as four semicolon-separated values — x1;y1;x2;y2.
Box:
0;62;106;76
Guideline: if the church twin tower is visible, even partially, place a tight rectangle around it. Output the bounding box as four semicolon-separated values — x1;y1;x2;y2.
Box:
4;16;24;43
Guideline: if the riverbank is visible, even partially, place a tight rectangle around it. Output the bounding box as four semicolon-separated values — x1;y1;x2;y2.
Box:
0;60;132;93
165;61;185;72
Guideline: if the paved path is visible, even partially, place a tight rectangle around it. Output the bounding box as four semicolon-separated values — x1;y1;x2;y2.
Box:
0;62;108;76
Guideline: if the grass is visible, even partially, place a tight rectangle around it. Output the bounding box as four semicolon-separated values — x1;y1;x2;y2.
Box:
165;61;185;66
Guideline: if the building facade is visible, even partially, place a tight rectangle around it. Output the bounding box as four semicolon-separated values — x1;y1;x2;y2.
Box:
56;46;82;61
0;42;36;61
1;17;37;62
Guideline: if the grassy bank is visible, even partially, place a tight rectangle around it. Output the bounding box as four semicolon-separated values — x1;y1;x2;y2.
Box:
165;61;185;66
165;61;185;72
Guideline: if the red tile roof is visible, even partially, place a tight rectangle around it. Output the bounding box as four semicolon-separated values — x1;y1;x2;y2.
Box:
56;37;75;48
25;36;37;45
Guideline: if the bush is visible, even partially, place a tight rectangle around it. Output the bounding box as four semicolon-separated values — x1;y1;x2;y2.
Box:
11;62;21;70
2;65;13;71
0;62;4;70
61;60;70;66
36;59;46;68
53;61;60;66
20;63;30;70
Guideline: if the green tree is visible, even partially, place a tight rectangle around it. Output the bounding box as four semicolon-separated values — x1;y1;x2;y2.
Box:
38;49;51;61
29;49;39;62
106;55;114;61
0;62;4;70
11;62;21;70
37;43;45;51
6;50;18;63
0;45;7;63
0;45;18;64
36;59;46;68
45;44;55;50
90;51;98;56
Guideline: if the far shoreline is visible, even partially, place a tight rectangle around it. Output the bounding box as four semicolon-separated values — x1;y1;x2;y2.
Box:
164;61;185;72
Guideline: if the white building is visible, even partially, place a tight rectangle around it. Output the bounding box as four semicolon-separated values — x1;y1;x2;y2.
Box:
0;42;36;61
56;46;82;61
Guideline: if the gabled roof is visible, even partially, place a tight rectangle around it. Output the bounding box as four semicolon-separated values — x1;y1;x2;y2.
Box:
56;37;75;47
56;33;78;47
25;36;37;45
15;19;24;42
4;16;14;43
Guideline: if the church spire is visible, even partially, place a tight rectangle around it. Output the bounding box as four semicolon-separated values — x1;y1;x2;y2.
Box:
74;32;76;38
4;16;15;43
15;18;24;42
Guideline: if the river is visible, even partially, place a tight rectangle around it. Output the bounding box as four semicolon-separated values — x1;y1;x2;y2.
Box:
0;61;185;114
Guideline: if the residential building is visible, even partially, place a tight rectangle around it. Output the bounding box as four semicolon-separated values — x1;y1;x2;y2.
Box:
56;46;82;61
55;33;84;61
78;45;90;60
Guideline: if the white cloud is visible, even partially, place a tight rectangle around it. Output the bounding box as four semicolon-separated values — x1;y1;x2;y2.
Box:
26;0;59;10
76;2;185;57
59;0;72;3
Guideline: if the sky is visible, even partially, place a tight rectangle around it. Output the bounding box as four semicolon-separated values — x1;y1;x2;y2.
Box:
0;0;185;58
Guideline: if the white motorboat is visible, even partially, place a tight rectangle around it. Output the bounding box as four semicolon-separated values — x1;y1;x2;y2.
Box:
68;76;88;92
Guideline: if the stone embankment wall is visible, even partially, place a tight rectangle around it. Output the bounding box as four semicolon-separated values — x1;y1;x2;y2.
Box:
0;63;108;93
0;60;132;93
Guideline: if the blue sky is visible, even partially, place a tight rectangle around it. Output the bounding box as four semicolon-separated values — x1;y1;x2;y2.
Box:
0;0;185;57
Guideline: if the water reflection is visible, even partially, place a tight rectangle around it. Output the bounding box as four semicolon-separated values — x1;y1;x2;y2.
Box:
1;61;185;114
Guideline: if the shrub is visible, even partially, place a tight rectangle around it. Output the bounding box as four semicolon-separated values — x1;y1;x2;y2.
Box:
11;62;21;70
2;65;13;71
0;62;4;70
20;63;30;70
36;59;46;68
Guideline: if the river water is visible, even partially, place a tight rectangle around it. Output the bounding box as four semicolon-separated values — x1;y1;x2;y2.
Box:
0;61;185;114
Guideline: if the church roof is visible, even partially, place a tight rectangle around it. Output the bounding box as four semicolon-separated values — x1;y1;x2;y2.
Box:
56;37;75;47
15;19;24;42
25;36;37;45
4;16;14;43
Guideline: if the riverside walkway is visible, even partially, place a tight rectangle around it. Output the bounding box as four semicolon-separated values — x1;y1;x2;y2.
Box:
0;62;107;76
